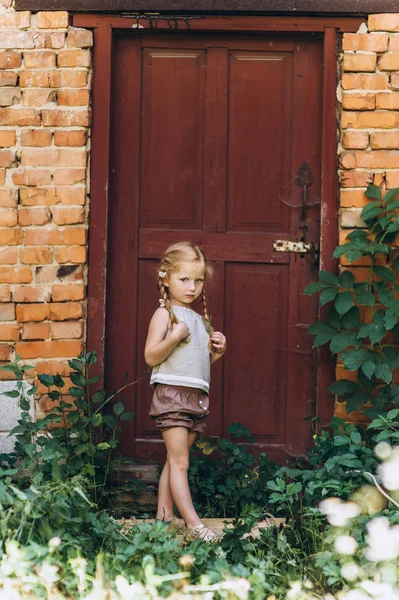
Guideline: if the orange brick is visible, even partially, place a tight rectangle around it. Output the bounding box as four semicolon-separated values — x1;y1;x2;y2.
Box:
41;109;90;128
0;52;22;69
0;344;12;361
20;247;52;264
66;28;93;48
21;323;50;340
16;303;50;322
390;35;399;51
0;71;17;86
0;108;40;127
0;323;19;341
0;11;30;28
0;303;14;320
369;14;399;32
342;110;399;129
342;130;369;149
49;70;87;88
386;172;399;188
18;207;51;226
62;228;87;245
376;91;399;109
13;286;50;303
20;188;59;206
54;246;86;264
20;70;52;88
52;284;85;301
343;54;377;72
0;248;17;264
24;51;56;69
370;131;399;149
0;285;10;302
36;11;69;29
53;169;85;186
34;265;58;284
24;228;62;245
56;188;86;206
51;321;83;339
22;89;56;107
57;50;90;68
0;31;47;49
341;150;399;169
0;130;16;147
0;210;17;227
16;340;83;359
47;32;66;49
379;53;399;71
342;92;375;110
53;130;87;146
340;189;368;207
0;168;5;186
342;33;388;52
0;228;22;245
0;266;32;284
21;129;52;147
0;149;16;167
35;360;71;376
0;88;21;106
21;148;87;167
12;168;51;187
51;207;85;225
49;302;83;321
340;171;373;188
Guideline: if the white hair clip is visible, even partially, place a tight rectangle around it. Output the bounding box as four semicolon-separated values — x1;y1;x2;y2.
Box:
159;299;165;308
158;270;167;278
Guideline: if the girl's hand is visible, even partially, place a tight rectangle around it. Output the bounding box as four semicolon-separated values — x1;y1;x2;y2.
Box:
171;321;190;343
210;331;226;354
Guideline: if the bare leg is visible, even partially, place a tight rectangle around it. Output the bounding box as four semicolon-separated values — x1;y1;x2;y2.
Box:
161;427;202;529
156;430;197;522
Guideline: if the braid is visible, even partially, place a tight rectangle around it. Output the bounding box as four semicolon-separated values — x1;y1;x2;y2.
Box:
201;291;214;353
159;279;178;327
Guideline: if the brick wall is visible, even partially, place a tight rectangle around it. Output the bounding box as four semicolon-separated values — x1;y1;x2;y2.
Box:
0;3;91;448
337;15;399;422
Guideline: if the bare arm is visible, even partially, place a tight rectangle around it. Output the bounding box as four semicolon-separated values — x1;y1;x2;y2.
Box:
210;331;226;364
144;308;189;367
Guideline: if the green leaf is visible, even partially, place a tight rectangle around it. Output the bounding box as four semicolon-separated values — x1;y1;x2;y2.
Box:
113;401;124;416
387;408;399;420
92;390;106;404
70;371;86;388
335;291;353;315
378;286;394;306
369;324;386;345
334;435;350;446
346;392;369;412
362;205;384;221
346;251;364;264
92;413;102;427
328;306;341;329
374;265;396;283
308;322;336;336
303;282;330;295
97;442;111;451
375;363;392;384
361;361;375;379
365;184;382;201
341;306;360;330
386;222;399;233
330;332;352;354
120;411;135;421
38;374;55;388
320;287;338;306
350;431;362;445
339;270;355;290
313;334;335;348
102;415;116;428
386;199;399;211
69;386;85;398
384;187;399;204
86;351;97;366
3;390;20;398
329;379;360;396
68;359;85;374
356;292;375;307
319;271;339;287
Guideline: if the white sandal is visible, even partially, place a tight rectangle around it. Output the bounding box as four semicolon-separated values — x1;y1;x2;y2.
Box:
184;523;219;543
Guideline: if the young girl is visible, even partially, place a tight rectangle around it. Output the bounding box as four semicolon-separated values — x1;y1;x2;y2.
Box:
144;242;226;542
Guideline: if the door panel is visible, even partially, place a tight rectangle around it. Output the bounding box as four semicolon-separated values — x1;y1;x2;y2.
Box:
107;32;323;462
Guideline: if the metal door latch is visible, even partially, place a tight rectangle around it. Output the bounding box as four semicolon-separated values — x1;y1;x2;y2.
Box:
273;240;319;253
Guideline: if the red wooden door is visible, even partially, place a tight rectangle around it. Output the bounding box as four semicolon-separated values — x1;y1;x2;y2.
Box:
106;32;323;463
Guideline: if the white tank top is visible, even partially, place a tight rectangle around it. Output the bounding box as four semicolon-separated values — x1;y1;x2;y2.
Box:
150;305;211;394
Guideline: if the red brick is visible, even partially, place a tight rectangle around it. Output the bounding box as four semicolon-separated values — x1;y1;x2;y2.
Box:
57;50;90;68
0;303;14;320
51;321;83;339
13;169;51;187
54;246;86;264
52;284;85;301
18;207;51;226
0;72;17;86
342;92;375;110
22;89;56;107
0;248;17;264
369;14;399;32
342;33;388;52
0;107;40;126
0;210;17;227
0;228;22;245
51;207;85;225
53;130;87;146
49;302;83;321
57;90;90;107
343;54;377;72
13;286;50;303
0;149;16;167
24;51;56;69
0;88;21;107
20;188;59;205
41;109;90;128
0;130;16;147
16;303;49;322
21;148;87;167
0;52;22;69
0;267;32;284
21;323;50;340
66;28;93;48
53;168;85;186
20;247;52;264
0;285;10;302
0;11;31;29
21;129;52;147
24;228;62;245
49;70;87;88
36;12;69;29
0;323;19;341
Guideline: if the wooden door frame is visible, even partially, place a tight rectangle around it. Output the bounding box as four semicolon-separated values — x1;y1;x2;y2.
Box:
73;13;364;432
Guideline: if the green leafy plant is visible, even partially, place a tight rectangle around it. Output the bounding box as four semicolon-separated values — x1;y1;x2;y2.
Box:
305;183;399;414
3;351;135;504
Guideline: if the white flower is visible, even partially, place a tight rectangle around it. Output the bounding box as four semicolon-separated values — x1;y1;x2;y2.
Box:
375;441;392;460
341;591;370;600
365;517;399;562
360;579;399;599
48;536;61;548
319;498;359;527
287;581;302;598
334;535;358;555
378;448;399;490
341;562;361;581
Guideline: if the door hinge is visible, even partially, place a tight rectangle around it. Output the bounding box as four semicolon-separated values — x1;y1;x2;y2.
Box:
273;240;319;254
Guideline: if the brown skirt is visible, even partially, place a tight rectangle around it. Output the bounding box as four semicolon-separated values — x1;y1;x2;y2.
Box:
149;384;209;433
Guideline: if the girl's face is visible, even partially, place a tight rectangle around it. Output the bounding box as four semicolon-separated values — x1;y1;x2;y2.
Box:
165;261;205;307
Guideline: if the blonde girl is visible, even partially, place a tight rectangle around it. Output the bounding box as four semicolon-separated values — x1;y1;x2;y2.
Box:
144;242;226;542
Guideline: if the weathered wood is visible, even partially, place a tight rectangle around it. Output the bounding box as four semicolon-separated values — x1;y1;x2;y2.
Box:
110;464;160;485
